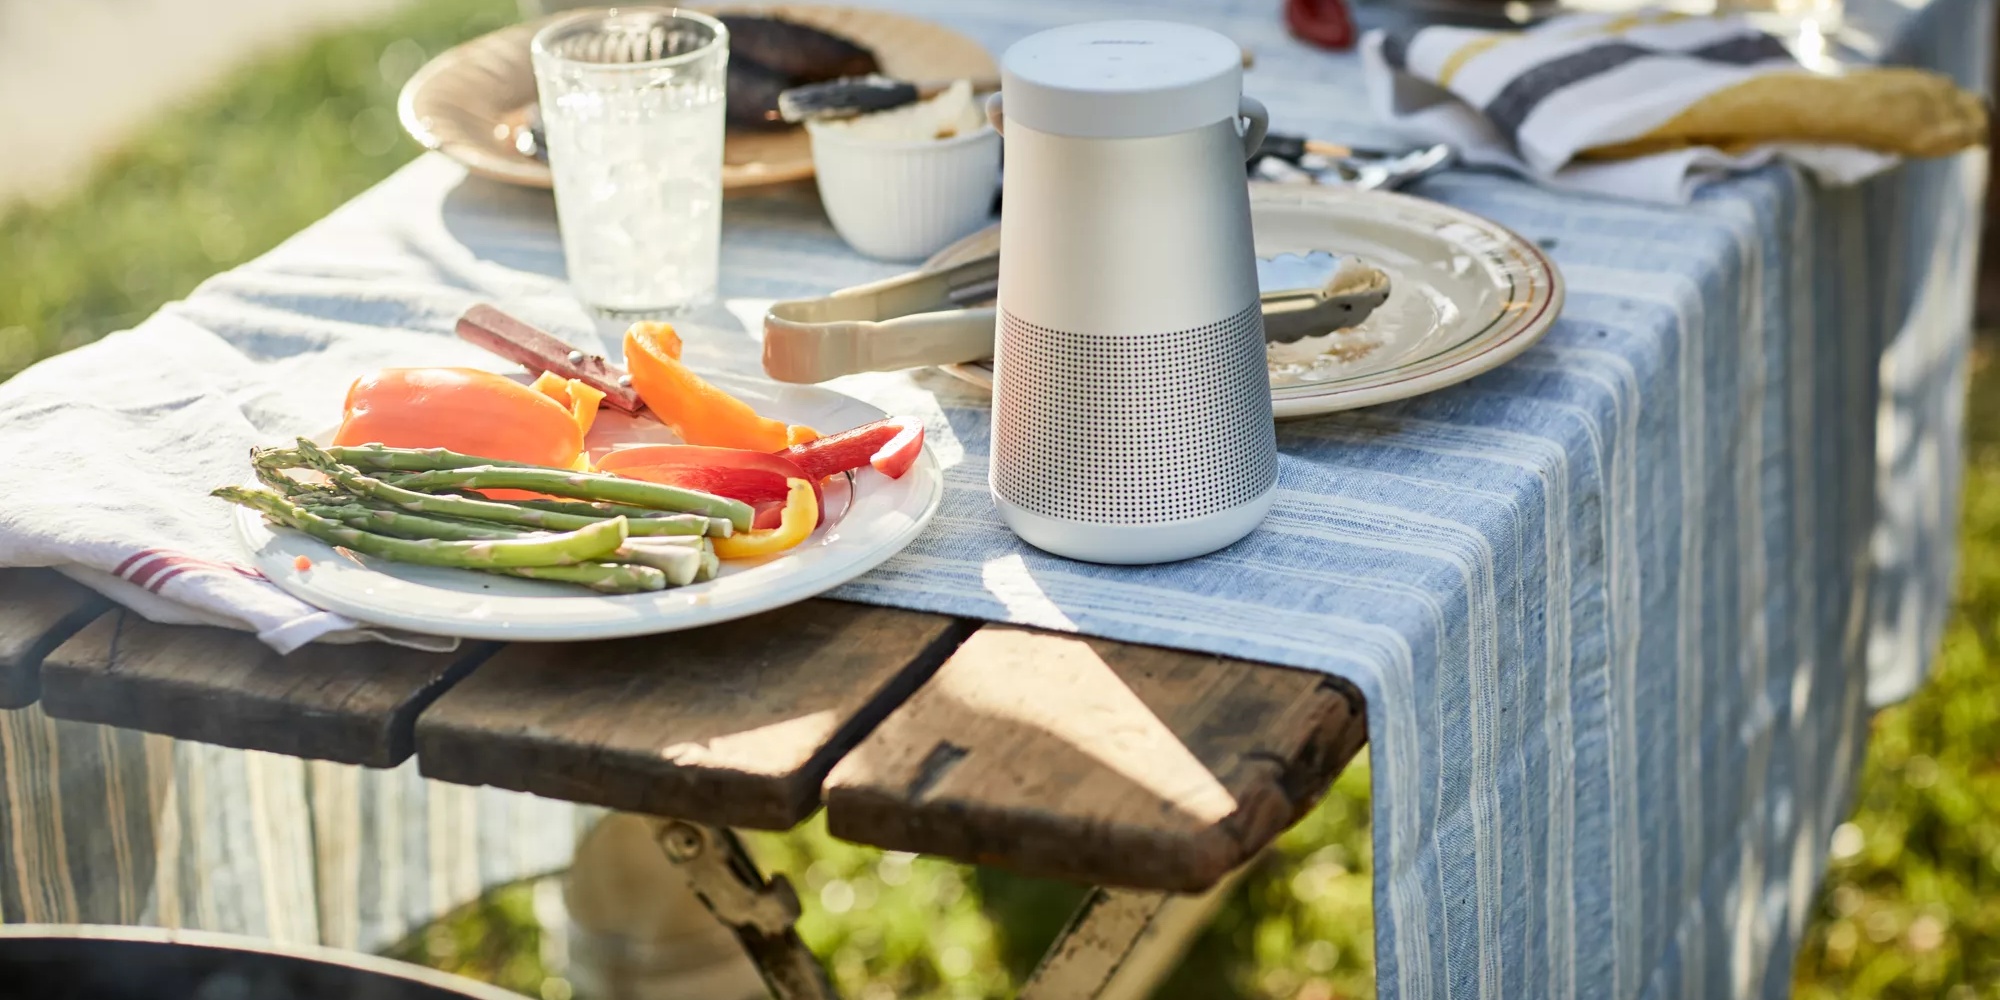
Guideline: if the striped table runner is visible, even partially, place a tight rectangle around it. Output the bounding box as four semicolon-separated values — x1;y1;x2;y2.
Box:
0;702;588;950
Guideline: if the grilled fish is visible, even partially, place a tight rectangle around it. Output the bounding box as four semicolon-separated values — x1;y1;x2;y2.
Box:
720;15;881;129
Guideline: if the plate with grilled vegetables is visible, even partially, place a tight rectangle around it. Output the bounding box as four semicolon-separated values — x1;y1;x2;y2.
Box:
223;316;939;641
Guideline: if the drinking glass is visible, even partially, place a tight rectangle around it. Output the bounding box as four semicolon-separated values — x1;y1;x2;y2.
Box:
531;8;728;315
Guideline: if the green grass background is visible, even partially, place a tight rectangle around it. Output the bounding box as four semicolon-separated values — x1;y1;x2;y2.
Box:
3;1;1995;995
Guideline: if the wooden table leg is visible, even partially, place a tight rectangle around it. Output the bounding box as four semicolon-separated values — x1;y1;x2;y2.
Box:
1019;867;1251;1000
649;819;838;1000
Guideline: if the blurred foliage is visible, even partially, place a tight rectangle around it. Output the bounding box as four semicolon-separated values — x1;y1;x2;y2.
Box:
387;881;551;996
1792;341;2000;999
0;0;516;381
8;0;2000;996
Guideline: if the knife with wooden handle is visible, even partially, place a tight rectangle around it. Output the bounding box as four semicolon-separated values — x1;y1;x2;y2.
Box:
455;304;646;413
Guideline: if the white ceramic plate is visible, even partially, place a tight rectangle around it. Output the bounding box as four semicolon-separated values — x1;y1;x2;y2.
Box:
235;374;940;641
935;185;1564;419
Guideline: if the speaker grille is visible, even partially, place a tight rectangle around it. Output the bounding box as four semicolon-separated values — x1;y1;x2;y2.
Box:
992;302;1277;524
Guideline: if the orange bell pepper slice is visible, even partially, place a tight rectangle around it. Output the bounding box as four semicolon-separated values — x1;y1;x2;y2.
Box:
333;368;583;468
711;478;817;560
624;323;817;451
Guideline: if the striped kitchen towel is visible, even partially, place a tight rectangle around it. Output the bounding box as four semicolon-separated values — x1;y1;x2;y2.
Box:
0;312;462;654
1360;11;1987;202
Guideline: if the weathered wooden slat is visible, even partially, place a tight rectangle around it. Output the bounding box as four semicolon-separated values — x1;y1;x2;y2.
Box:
823;626;1367;892
413;600;973;830
40;610;491;767
0;568;113;709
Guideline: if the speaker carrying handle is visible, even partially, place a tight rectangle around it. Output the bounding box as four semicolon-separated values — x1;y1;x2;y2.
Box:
1235;96;1269;161
982;93;1271;162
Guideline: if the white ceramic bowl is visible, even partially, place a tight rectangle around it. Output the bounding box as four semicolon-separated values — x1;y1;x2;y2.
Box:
806;122;1001;262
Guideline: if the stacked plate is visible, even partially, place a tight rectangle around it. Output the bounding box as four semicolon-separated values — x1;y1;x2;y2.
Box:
931;185;1563;418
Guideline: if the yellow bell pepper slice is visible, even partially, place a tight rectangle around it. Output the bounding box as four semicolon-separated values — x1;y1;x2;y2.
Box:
711;478;817;560
563;378;605;436
530;370;570;404
530;371;607;439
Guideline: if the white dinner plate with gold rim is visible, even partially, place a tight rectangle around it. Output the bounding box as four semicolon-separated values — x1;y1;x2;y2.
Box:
234;374;940;641
935;185;1563;419
397;5;998;192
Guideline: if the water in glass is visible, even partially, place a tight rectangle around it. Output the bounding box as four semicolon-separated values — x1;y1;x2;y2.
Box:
533;11;727;315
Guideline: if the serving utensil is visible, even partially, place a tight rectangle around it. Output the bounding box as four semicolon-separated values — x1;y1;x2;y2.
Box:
1259;251;1393;344
761;247;1390;383
1251;137;1457;191
778;74;1001;123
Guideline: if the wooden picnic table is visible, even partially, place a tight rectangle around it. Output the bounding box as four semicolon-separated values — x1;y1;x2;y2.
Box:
0;564;1365;997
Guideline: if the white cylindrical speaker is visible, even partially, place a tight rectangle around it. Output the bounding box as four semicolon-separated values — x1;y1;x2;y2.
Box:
987;21;1278;565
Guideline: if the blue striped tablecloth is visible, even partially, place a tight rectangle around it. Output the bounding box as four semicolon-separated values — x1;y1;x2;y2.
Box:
0;0;1986;995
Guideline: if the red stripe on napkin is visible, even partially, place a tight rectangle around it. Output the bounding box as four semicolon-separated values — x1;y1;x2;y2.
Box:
114;550;156;577
118;548;263;593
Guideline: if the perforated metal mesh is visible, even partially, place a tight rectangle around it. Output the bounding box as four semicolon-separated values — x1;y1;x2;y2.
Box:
992;302;1276;524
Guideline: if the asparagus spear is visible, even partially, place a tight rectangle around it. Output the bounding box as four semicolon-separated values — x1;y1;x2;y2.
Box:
386;464;752;530
489;563;668;594
214;487;627;568
286;439;708;537
265;442;751;530
323;443;537;473
505;495;680;518
312;500;708;541
335;497;633;536
314;503;704;584
616;538;704;585
505;497;736;537
254;444;738;536
254;443;537;475
251;453;315;496
311;504;526;542
283;502;674;593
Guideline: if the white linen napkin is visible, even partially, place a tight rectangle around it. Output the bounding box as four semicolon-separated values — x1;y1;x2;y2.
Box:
1358;12;1959;202
0;310;460;654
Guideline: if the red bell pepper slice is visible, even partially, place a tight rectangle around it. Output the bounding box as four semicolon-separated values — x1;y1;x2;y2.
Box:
1285;0;1354;50
778;418;925;481
750;499;788;531
598;445;823;526
868;420;924;478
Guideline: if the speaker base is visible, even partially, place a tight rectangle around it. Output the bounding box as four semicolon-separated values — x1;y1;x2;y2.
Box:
992;485;1276;565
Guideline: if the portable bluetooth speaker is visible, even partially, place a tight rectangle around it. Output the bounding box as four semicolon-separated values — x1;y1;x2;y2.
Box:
984;21;1279;564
